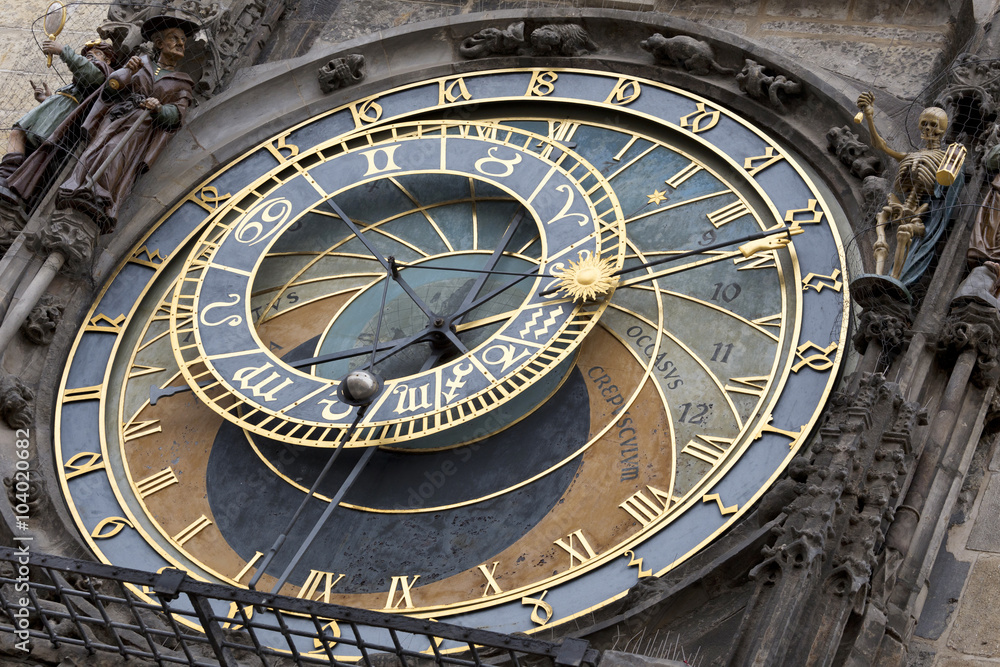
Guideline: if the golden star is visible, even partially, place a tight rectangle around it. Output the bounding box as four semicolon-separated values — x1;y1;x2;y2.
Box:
647;189;668;205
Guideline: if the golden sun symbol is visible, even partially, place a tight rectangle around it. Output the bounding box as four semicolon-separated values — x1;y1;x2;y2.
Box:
551;253;618;302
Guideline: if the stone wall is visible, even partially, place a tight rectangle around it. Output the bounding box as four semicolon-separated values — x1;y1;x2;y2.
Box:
266;0;971;101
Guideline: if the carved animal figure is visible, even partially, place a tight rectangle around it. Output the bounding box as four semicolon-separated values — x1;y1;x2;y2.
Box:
528;24;597;57
459;22;524;59
318;54;365;94
736;59;802;111
640;33;733;76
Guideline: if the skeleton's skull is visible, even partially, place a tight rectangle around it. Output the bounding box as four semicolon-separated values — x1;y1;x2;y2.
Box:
918;107;948;145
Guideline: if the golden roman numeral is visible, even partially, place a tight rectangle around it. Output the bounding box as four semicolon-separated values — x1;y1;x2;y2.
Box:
619;485;675;526
134;467;178;498
752;314;782;331
681;435;735;465
173;516;212;546
122;416;162;442
64;451;105;479
554;529;597;567
707;200;750;228
298;570;346;603
612;134;640;162
63;385;102;402
233;552;263;584
743;146;784;176
478;561;503;597
725;376;769;397
385;575;420;609
665;161;703;189
128;364;166;379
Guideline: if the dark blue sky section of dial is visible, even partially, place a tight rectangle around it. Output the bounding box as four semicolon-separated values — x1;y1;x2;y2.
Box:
205;365;589;592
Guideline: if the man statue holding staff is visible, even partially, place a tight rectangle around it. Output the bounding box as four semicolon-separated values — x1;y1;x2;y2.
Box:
57;14;197;231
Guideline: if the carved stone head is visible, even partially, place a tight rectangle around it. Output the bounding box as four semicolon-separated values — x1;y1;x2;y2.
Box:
918;107;948;146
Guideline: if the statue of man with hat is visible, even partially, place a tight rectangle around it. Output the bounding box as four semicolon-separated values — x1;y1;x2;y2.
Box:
0;38;117;205
56;12;198;231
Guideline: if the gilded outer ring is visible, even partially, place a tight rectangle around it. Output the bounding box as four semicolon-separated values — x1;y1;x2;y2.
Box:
52;67;851;642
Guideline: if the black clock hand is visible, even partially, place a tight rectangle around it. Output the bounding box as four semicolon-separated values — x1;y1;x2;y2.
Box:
453;207;528;323
326;198;456;337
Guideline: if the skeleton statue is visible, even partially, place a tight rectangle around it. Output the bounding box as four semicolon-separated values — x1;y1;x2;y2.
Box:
856;92;950;280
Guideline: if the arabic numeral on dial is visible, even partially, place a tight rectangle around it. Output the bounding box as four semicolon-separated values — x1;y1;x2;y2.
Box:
711;342;734;363
676;402;712;425
711;282;742;302
699;230;717;246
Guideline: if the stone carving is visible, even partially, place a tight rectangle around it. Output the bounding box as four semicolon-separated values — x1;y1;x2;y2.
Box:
729;374;923;664
862;175;890;209
5;474;45;515
459;21;525;58
0;41;115;208
826;126;883;179
0;205;27;254
318;54;365;94
21;294;64;346
57;15;197;232
736;59;802;111
937;300;1000;387
24;209;100;276
933;53;1000;140
459;22;596;59
0;375;34;430
527;24;597;57
639;33;733;76
852;310;907;356
101;0;287;99
856;92;960;280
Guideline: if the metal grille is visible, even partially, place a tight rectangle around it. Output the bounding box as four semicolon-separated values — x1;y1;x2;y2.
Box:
0;547;599;667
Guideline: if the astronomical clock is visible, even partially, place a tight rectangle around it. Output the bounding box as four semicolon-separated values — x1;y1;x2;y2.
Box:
52;65;849;652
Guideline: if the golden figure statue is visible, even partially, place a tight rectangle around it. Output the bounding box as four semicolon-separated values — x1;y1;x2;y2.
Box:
856;92;952;280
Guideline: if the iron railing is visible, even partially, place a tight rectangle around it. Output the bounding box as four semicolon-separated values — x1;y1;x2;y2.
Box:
0;546;600;667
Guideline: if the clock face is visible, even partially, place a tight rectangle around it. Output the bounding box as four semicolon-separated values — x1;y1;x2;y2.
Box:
54;68;849;652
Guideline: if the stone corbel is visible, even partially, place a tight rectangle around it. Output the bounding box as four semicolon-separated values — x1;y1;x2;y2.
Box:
735;59;803;112
936;299;1000;387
